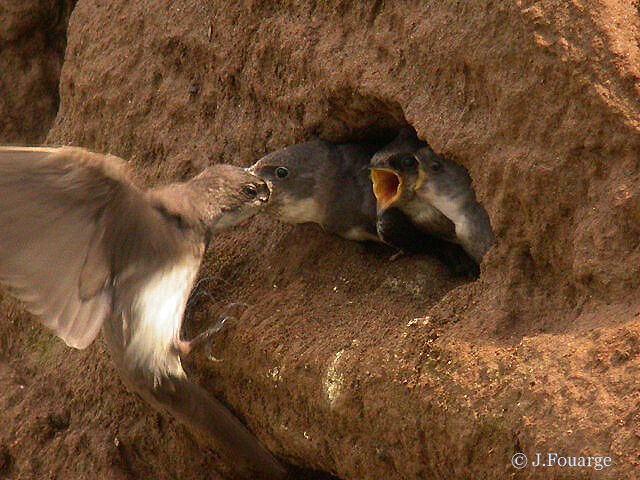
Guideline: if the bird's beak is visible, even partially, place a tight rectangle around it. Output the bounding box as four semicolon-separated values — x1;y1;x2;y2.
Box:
370;168;403;212
246;165;274;204
257;182;270;203
414;166;427;192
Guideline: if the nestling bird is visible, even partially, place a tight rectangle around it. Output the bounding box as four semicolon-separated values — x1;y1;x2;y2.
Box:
250;139;477;275
250;139;381;242
0;146;288;480
370;128;494;265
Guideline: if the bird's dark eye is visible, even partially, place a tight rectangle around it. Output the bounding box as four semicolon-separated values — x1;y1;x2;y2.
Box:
399;154;417;169
275;166;289;179
430;160;442;172
242;184;258;199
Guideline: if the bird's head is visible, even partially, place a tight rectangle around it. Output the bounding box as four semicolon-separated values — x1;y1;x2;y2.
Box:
370;145;471;215
370;151;420;213
248;140;329;225
369;126;425;214
188;164;270;233
409;147;473;216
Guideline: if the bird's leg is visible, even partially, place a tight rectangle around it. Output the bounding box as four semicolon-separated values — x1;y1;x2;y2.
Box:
178;302;250;358
389;249;406;262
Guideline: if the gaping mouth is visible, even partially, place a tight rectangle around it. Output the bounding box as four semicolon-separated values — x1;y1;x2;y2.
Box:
370;168;402;212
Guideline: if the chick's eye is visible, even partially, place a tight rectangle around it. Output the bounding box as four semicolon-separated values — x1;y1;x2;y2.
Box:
399;154;417;169
275;166;289;179
430;161;442;172
242;184;258;199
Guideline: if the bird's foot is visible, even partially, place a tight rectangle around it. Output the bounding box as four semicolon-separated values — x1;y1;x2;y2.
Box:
178;317;228;357
178;302;251;357
389;249;405;262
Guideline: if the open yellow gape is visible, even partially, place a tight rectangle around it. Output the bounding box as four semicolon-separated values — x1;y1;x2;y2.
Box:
370;168;402;211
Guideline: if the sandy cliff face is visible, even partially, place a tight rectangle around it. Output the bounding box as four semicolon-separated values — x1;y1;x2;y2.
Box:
0;1;75;144
1;1;639;479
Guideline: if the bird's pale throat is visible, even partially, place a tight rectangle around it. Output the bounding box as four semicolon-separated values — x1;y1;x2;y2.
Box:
371;168;402;211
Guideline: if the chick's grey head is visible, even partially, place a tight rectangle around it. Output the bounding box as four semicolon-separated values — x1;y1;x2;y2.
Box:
411;147;473;213
249;140;330;225
370;150;423;212
188;164;270;232
369;127;428;213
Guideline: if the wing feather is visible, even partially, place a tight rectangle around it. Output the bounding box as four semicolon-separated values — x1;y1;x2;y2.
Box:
0;146;182;349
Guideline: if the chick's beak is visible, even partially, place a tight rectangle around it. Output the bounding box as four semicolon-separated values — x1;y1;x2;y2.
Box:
370;168;403;212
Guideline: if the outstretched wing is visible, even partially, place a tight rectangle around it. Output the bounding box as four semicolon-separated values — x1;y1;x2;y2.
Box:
0;146;179;349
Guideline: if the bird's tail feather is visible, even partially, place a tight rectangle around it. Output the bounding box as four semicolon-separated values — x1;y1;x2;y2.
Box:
102;323;289;480
148;374;289;480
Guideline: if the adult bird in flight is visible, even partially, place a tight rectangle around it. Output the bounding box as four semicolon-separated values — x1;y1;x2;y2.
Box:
0;146;289;480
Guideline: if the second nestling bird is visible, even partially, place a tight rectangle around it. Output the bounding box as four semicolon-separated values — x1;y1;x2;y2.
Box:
250;138;478;276
370;128;494;265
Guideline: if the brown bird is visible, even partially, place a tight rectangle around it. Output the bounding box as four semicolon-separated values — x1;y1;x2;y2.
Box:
0;146;288;480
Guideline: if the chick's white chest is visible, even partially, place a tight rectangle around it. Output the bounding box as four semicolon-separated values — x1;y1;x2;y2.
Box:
277;194;325;225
